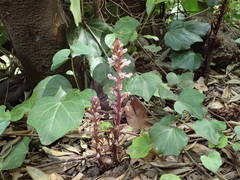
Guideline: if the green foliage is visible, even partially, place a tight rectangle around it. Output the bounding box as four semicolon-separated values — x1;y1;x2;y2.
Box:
126;72;162;101
70;43;94;58
113;16;139;45
0;105;11;123
181;0;207;13
28;89;95;145
146;0;166;15
200;151;223;173
170;50;203;71
149;116;188;155
0;105;11;134
160;174;181;180
99;122;113;132
70;0;82;26
232;142;240;152
164;21;203;51
234;126;240;140
127;134;152;158
174;88;206;119
166;72;194;89
51;49;70;71
192;119;226;144
0;137;30;170
208;135;228;148
144;44;162;53
0;121;10;135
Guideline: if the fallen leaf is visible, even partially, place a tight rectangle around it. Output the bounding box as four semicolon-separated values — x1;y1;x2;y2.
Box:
208;100;224;109
49;173;64;180
42;147;73;157
26;166;48;180
195;77;208;93
222;86;230;99
124;97;150;130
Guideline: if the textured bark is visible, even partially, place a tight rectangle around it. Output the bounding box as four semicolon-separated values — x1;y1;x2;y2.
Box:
0;0;67;87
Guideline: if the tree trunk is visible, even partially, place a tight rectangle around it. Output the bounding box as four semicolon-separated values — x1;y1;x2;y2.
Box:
0;0;68;87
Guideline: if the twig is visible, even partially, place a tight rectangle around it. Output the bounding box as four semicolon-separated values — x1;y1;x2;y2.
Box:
184;149;213;178
204;0;229;82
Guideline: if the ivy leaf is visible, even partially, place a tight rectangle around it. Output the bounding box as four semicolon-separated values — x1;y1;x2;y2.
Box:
208;135;228;148
166;72;194;89
200;151;223;173
127;134;152;158
160;174;182;180
232;142;240;152
156;83;177;101
70;43;94;58
184;21;210;37
0;137;30;170
0;121;10;135
164;21;203;51
234;126;240;140
146;0;166;15
27;89;96;145
149;121;188;155
126;72;162;101
144;44;162;53
192;119;226;144
207;0;220;6
0;105;11;134
51;49;70;71
70;0;81;26
158;115;176;126
67;27;102;57
105;33;116;48
170;50;203;71
181;0;207;12
174;88;206;119
0;105;11;123
10;97;36;122
113;16;139;45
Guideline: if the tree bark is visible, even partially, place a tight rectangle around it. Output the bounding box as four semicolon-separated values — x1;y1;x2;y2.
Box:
0;0;68;87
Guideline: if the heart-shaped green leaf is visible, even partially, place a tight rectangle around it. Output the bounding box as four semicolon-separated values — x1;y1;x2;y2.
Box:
170;50;203;71
200;151;222;172
192;119;226;144
51;49;70;71
126;72;162;101
149;121;188;155
174;88;206;119
113;16;139;45
0;137;30;170
0;105;11;123
164;21;203;51
127;134;152;158
27;89;96;145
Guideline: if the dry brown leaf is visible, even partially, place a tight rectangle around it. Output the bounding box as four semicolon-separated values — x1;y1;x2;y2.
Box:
49;173;64;180
124;97;150;130
222;86;231;99
195;77;208;93
42;147;73;157
208;100;224;109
